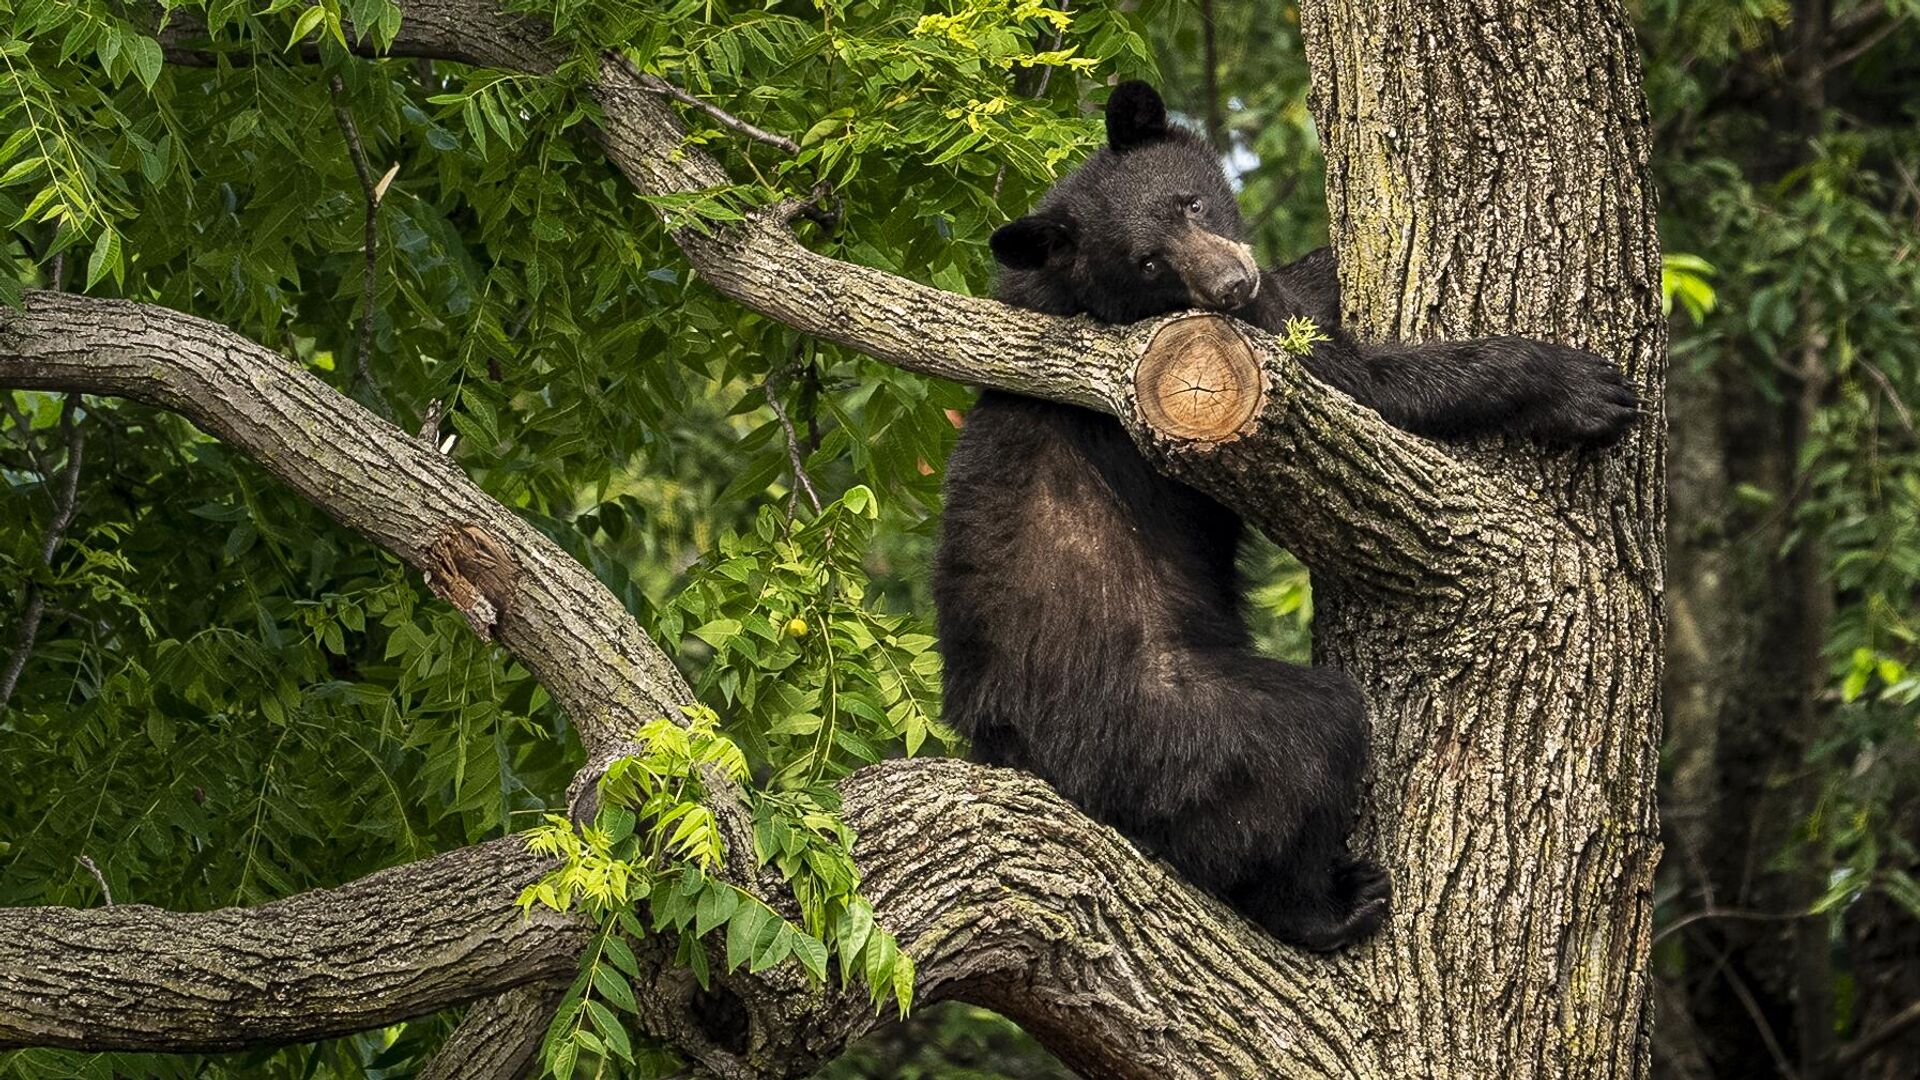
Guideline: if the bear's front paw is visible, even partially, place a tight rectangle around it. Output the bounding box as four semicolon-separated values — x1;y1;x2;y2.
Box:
1525;346;1642;448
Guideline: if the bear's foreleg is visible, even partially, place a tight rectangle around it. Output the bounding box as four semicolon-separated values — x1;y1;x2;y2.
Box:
1308;335;1640;447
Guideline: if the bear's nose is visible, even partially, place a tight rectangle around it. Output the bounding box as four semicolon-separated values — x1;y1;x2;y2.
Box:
1210;269;1257;308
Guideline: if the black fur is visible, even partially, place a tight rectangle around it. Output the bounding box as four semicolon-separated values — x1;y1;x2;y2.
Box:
933;82;1641;951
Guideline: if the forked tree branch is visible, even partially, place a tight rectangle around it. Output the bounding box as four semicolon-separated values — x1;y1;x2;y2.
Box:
0;290;1360;1074
0;761;1364;1078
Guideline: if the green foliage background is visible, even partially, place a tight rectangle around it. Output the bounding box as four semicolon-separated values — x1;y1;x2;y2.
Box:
1;0;1915;1077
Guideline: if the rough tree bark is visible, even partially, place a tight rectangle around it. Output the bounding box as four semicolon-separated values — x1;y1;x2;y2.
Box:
1298;0;1668;1076
0;0;1666;1076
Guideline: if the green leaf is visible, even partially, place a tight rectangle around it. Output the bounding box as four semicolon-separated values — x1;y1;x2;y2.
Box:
84;228;121;290
0;156;45;187
791;930;828;983
864;931;896;995
1842;665;1870;703
127;36;163;91
691;618;743;649
892;949;916;1015
602;934;640;978
287;6;328;49
748;916;790;973
583;1000;633;1062
600;805;637;844
837;900;874;980
592;964;638;1014
688;936;711;989
695;881;739;937
725;901;766;971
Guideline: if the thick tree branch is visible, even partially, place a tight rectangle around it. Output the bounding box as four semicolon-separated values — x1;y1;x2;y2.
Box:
0;838;583;1052
0;759;1354;1077
420;981;568;1080
0;292;689;758
824;760;1373;1080
591;56;1543;594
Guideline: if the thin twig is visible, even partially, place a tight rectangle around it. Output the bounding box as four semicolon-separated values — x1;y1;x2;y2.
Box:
1720;960;1802;1080
40;396;82;562
637;73;799;155
1;394;85;711
993;2;1070;202
74;855;113;906
1835;996;1920;1069
1654;904;1810;944
1891;155;1920;229
1827;0;1888;46
1200;0;1225;149
764;369;822;514
1859;357;1916;435
330;74;395;419
1819;15;1905;77
1030;0;1071;101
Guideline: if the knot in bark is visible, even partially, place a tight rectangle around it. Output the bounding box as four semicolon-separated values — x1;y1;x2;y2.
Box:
423;523;518;639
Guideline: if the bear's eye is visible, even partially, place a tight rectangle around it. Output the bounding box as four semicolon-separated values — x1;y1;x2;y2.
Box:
1185;196;1205;215
1140;256;1162;276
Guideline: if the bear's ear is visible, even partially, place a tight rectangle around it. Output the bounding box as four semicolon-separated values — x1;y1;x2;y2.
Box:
1106;80;1169;153
991;213;1078;270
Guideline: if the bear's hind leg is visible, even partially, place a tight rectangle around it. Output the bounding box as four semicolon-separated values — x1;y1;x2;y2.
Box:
1336;851;1392;910
1238;852;1390;953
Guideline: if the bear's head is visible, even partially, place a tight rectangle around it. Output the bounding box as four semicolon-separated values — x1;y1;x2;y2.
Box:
990;81;1257;324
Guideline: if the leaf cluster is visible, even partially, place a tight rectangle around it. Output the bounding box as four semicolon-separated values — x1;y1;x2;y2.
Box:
520;708;913;1078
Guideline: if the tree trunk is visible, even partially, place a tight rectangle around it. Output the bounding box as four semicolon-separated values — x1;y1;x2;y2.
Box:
1299;0;1667;1076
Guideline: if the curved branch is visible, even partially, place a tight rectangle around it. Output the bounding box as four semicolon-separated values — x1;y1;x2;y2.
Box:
836;760;1375;1080
0;838;583;1052
0;759;1364;1076
577;759;1378;1079
0;292;689;757
589;57;1539;592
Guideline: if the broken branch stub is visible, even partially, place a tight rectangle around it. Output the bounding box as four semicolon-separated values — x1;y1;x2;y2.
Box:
1133;315;1267;443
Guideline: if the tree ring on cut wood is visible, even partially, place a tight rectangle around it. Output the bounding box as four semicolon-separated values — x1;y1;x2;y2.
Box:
1134;315;1266;443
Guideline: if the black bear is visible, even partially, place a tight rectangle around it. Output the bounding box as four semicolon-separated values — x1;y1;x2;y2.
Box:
932;81;1638;951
